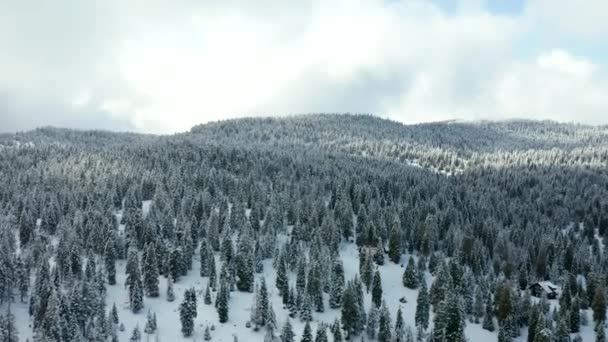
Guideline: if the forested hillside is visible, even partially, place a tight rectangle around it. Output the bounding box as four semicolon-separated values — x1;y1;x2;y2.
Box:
0;114;607;341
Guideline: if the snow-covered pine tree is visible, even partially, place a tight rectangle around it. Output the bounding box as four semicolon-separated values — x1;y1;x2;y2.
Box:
367;305;379;339
217;281;230;323
415;280;430;331
104;240;117;286
166;277;175;302
143;242;159;297
402;257;419;289
301;321;313;342
280;319;295;342
378;301;392;342
180;288;197;336
329;258;345;309
388;217;402;264
371;270;383;308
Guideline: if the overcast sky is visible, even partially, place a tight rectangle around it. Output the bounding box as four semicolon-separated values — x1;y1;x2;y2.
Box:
1;0;607;133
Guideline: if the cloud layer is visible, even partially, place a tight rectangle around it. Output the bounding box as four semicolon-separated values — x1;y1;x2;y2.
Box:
1;0;607;133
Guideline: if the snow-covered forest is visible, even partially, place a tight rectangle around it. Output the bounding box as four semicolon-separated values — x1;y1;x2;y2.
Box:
1;114;608;341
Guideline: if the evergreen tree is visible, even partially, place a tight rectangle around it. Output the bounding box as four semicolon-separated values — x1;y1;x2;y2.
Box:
200;239;211;277
236;250;254;292
300;295;313;323
593;287;606;326
482;296;495;332
280;320;295;342
332;318;344;342
394;306;405;342
180;288;197;337
402;257;419;289
315;325;328;342
104;241;117;286
276;259;288;297
130;324;141;342
128;262;144;313
571;296;581;333
555;311;570;342
301;322;313;342
388;218;402;264
204;325;212;340
217;281;229;323
415;280;430;331
169;247;183;283
205;283;213;305
373;242;385;266
378;302;392;342
329;259;345;309
165;276;175;302
371;270;383;308
144;310;157;335
472;287;484;324
110;302;119;324
433;292;465;342
598;326;606;342
367;305;379;340
143;243;160;297
342;280;363;338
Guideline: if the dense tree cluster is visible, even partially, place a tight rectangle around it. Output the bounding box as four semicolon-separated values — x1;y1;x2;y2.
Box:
0;114;607;340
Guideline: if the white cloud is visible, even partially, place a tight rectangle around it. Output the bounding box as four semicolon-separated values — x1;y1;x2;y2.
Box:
0;0;607;133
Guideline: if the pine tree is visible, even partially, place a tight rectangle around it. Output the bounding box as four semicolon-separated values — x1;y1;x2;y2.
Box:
169;247;183;283
143;243;160;297
236;250;254;292
388;218;402;264
598;326;606;342
482;296;495;332
378;302;392;342
315;325;328;342
300;295;313;322
110;302;119;324
128;263;144;313
367;306;379;339
130;324;141;342
361;252;374;292
571;296;581;333
204;325;212;340
332;319;344;342
301;322;313;342
415;280;430;331
342;281;363;338
200;239;211;276
254;278;270;326
217;281;229;323
394;306;405;342
180;288;197;336
144;310;157;335
497;323;511;342
329;259;345;309
555;311;570;342
105;241;117;285
373;242;385;266
593;287;606;326
280;320;295;342
276;259;288;297
472;287;484;324
371;270;383;308
205;283;213;305
433;292;465;342
402;257;419;289
166;277;175;302
2;306;19;342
